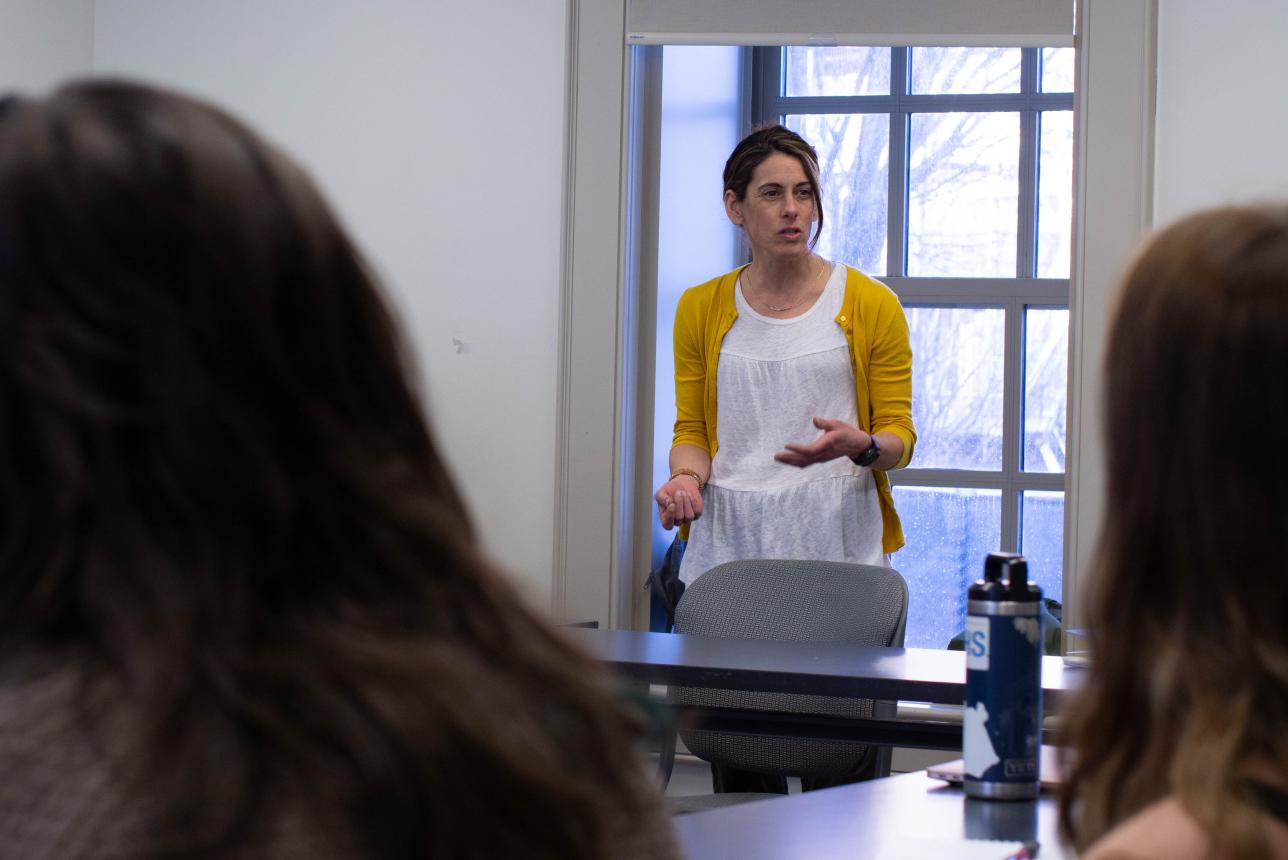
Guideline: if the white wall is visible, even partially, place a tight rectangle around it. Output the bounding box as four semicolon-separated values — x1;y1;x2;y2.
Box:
1154;0;1288;224
92;0;569;601
0;0;94;91
29;0;1284;626
1067;0;1288;628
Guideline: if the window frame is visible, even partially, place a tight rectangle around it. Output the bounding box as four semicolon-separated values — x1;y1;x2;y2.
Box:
555;0;1156;635
749;45;1072;567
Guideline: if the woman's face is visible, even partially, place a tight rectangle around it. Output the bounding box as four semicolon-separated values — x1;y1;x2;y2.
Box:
724;151;817;262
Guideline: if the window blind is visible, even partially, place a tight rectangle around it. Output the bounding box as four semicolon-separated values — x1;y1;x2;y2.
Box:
625;0;1074;47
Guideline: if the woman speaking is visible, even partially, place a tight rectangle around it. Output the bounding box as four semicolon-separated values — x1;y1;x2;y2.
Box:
655;124;917;590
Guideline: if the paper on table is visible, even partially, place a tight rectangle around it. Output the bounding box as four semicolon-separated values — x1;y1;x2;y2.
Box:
1062;650;1090;668
927;744;1065;789
874;836;1024;859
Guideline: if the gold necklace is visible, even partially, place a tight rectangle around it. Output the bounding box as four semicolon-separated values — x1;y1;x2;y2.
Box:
746;258;821;313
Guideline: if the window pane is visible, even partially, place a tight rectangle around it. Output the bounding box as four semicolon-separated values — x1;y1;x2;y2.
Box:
908;112;1019;277
908;306;1004;470
785;47;890;96
1037;111;1073;279
787;113;890;274
910;47;1021;94
1041;47;1075;93
891;486;1002;649
1021;491;1064;606
1023;308;1068;473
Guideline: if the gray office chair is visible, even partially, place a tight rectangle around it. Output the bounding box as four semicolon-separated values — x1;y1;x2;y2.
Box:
667;558;909;813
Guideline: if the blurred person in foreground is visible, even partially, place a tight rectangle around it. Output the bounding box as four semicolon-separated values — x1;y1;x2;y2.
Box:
1060;204;1288;859
0;79;677;859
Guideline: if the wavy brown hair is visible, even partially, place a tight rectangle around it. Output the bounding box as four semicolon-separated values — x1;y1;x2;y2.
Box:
0;79;660;858
1059;204;1288;857
723;124;824;249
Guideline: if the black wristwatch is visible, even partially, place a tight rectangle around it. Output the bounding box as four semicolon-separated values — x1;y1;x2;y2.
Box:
851;435;881;467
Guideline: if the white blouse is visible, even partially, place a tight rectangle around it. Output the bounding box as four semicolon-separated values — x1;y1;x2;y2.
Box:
678;262;886;585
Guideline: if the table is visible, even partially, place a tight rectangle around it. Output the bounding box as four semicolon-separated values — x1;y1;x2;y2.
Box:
570;628;1080;750
571;628;1077;706
675;770;1075;859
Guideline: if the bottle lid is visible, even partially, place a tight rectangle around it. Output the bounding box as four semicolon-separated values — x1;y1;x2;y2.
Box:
969;552;1040;601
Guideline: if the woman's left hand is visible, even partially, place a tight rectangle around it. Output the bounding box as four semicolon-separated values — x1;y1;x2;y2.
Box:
774;417;869;467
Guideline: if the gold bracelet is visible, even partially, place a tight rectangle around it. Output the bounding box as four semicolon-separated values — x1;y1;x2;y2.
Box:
670;468;705;491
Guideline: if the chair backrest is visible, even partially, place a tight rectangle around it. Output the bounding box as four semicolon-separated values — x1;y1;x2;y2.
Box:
672;558;909;780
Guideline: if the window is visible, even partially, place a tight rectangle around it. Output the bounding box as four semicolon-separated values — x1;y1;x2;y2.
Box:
752;46;1075;647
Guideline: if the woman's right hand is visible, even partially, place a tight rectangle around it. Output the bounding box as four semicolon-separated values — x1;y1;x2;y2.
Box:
655;475;704;530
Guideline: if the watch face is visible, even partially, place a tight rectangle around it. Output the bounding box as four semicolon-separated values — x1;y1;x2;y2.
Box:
857;438;881;466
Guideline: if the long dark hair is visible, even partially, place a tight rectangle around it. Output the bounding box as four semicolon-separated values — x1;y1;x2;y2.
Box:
0;80;657;858
1059;204;1288;857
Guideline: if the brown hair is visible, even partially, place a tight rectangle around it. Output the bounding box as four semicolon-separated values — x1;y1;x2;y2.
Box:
723;124;824;249
1059;204;1288;858
0;80;661;858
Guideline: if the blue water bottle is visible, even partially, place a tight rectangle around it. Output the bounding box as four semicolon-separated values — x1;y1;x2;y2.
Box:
963;552;1042;800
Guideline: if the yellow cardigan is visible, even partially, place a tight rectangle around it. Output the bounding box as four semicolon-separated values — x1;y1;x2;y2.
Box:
671;264;917;553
